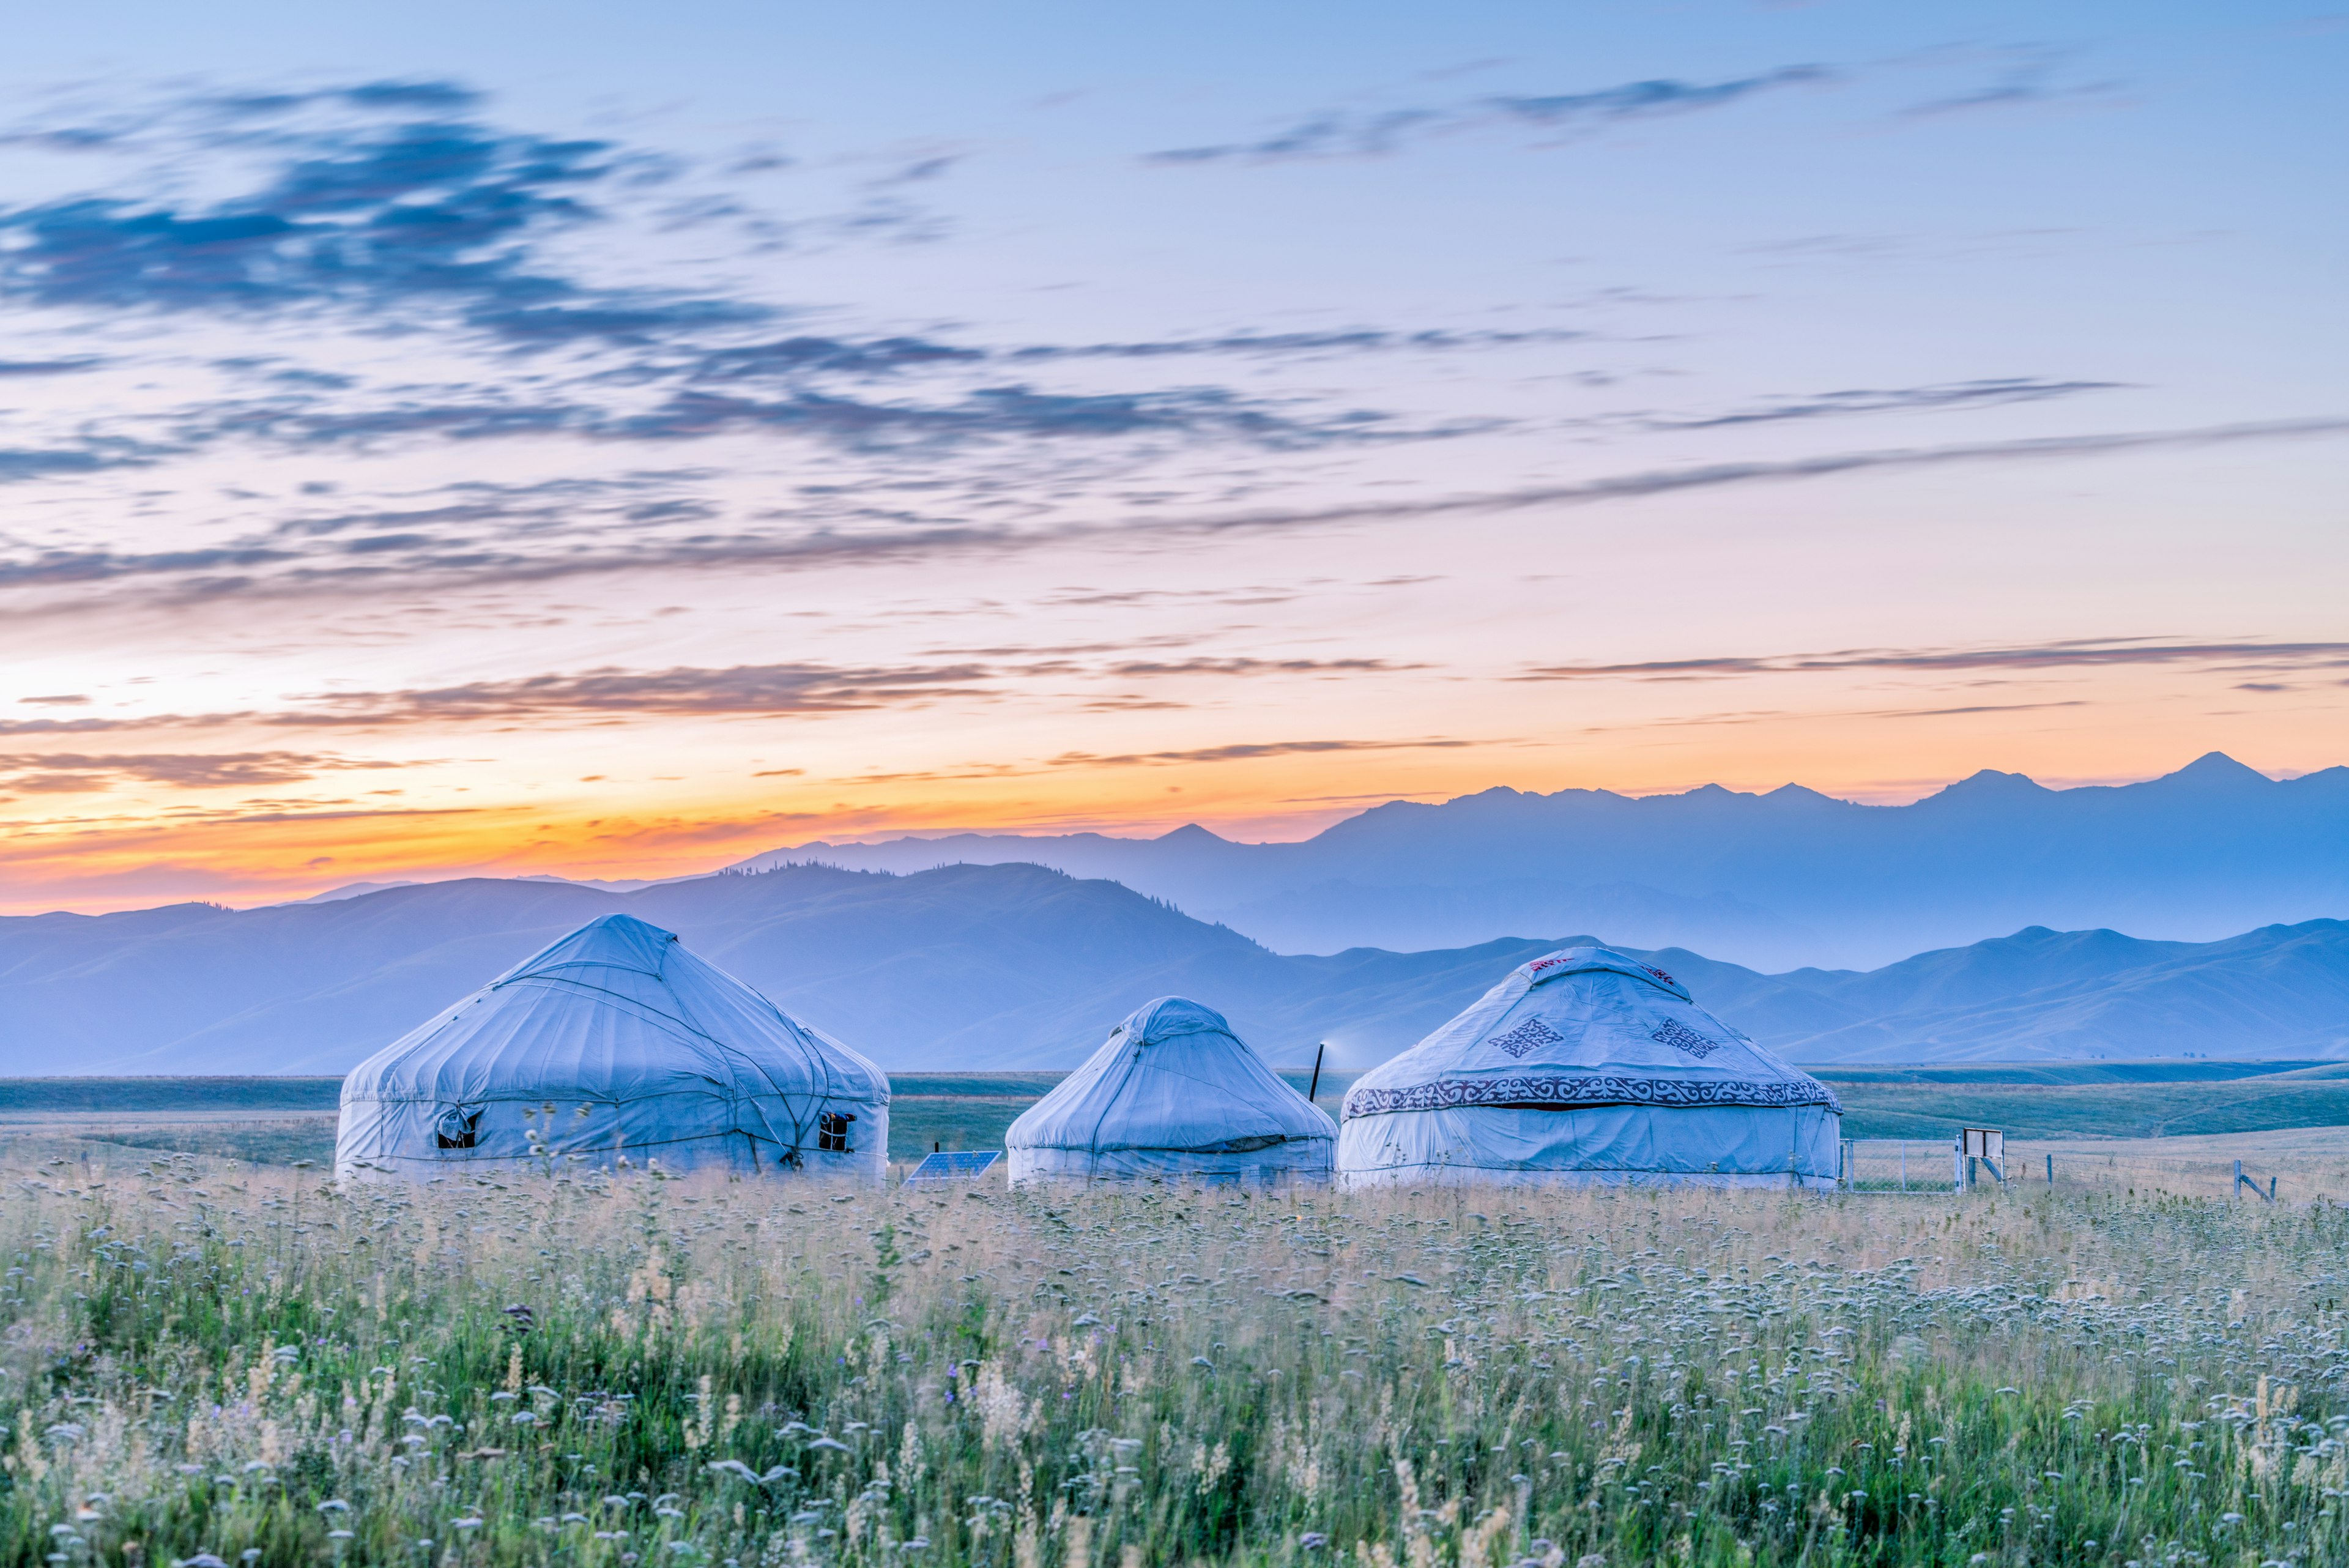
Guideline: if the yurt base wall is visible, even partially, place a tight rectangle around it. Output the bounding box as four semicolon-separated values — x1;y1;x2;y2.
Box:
1337;1166;1838;1191
335;1098;889;1183
1007;1140;1333;1187
1335;1104;1839;1187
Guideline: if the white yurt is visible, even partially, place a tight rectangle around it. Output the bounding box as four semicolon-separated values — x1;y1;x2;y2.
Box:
336;913;888;1180
1005;996;1335;1185
1337;946;1840;1188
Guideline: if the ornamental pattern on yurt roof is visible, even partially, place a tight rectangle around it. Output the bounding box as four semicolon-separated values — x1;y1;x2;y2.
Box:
1345;1073;1841;1119
1486;1016;1564;1059
1649;1018;1726;1058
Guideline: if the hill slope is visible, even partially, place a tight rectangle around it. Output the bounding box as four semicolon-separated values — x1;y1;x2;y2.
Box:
2;864;2344;1073
0;864;1564;1073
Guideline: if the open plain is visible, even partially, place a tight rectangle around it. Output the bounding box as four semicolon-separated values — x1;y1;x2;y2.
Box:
1;1130;2343;1567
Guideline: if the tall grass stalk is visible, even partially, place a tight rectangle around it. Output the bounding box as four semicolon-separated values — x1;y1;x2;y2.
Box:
2;1153;2343;1567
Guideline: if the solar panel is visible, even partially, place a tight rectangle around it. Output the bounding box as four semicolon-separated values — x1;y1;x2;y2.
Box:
903;1150;1001;1184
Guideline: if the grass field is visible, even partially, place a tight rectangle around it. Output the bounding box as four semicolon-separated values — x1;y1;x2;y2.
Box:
2;1148;2343;1568
9;1066;2349;1166
1825;1080;2349;1140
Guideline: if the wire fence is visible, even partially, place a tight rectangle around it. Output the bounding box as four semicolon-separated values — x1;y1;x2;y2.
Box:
1836;1137;2334;1203
1839;1139;1961;1192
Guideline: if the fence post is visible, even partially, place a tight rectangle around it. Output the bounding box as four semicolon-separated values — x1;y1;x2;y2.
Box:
2046;1153;2054;1184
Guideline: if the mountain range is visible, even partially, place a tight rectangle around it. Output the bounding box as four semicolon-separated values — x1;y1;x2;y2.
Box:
2;861;2342;1075
736;752;2349;971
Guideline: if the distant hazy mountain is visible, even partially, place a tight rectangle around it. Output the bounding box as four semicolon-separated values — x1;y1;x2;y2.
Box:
1;861;2342;1075
735;752;2349;970
1672;921;2349;1063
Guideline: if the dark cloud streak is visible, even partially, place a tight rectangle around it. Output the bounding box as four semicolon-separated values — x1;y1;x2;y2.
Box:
1517;639;2349;682
1047;737;1475;768
1146;67;1831;165
4;416;2342;603
1647;377;2123;431
0;750;407;789
302;661;1000;721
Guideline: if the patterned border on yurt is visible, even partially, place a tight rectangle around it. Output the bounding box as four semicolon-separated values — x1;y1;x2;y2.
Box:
1344;1074;1842;1119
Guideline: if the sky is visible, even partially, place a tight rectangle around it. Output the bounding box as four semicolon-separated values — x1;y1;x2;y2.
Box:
0;0;2343;915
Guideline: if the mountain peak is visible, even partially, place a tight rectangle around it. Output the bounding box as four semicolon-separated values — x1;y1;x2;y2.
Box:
1156;823;1231;845
2164;751;2272;787
1933;768;2052;800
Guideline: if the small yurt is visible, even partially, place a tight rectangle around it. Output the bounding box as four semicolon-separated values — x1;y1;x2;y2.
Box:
336;913;888;1180
1005;997;1335;1185
1337;946;1839;1188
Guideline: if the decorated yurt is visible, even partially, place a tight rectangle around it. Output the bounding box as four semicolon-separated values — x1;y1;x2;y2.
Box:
1005;996;1335;1185
336;913;887;1180
1336;946;1839;1187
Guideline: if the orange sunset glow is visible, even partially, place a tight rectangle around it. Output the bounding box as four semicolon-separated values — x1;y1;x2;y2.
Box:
0;10;2342;918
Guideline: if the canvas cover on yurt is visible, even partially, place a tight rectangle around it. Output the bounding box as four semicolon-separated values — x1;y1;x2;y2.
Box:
1005;997;1335;1184
1337;946;1839;1188
336;913;888;1180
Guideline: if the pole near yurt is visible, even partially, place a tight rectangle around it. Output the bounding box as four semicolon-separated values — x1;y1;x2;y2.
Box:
1307;1042;1326;1105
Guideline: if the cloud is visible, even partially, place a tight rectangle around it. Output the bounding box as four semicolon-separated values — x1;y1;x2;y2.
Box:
202;82;488;117
673;327;1586;381
1100;657;1417;677
301;660;1001;721
0;715;209;735
0;80;962;368
0;652;1433;740
1515;638;2349;683
0;440;171;482
0;118;623;326
1047;737;1474;768
0;541;300;589
205;381;1405;453
5;415;2342;607
1899;47;2120;119
280;653;1414;727
1158;417;2349;537
0;357;102;376
0;750;407;790
599;384;1397;449
1146;67;1831;165
687;335;985;379
1646;377;2124;430
1000;328;1589;363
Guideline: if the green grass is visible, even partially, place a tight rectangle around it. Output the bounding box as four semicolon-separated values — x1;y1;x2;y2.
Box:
77;1121;341;1167
3;1064;2342;1172
889;1099;1041;1160
1;1159;2342;1567
0;1077;343;1111
1811;1061;2331;1087
1833;1079;2349;1140
886;1074;1068;1099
